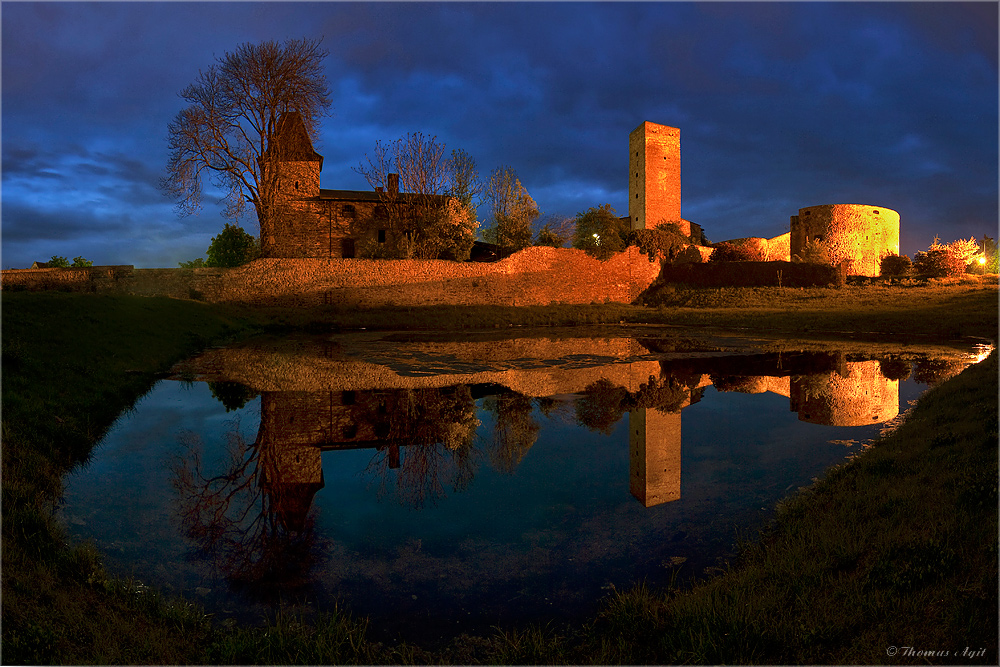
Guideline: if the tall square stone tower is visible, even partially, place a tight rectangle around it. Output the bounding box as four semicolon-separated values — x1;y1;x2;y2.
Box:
628;121;681;231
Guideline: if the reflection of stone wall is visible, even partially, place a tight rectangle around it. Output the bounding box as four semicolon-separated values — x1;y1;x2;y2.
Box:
790;360;899;426
175;336;663;397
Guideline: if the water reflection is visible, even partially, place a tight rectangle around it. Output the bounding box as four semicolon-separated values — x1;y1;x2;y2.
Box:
66;332;989;636
171;341;977;540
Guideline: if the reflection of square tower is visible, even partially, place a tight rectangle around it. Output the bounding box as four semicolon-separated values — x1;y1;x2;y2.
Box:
628;122;681;231
629;407;682;507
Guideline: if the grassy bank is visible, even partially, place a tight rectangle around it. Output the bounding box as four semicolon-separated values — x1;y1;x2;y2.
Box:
237;276;998;341
483;350;998;665
2;285;996;664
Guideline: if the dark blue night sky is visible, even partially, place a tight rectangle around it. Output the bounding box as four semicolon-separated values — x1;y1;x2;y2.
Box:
2;1;997;268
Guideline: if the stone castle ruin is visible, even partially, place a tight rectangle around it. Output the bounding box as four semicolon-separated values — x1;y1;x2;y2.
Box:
263;112;456;260
266;116;900;277
2;117;903;300
628;121;900;277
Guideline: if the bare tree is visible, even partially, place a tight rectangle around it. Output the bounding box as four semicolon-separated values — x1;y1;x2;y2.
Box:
483;166;538;251
445;148;482;213
534;214;574;248
162;38;332;256
354;134;478;259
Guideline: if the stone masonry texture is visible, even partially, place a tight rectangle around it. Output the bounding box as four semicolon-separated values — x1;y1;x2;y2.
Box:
790;204;900;277
3;246;663;308
629;122;682;233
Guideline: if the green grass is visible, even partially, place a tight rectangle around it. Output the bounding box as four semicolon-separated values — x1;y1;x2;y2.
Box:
2;285;996;664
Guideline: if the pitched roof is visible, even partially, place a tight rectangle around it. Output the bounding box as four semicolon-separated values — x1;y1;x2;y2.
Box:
270;112;324;167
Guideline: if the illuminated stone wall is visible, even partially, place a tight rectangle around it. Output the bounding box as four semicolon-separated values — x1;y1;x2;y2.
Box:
790;204;900;276
629;122;682;232
0;265;134;292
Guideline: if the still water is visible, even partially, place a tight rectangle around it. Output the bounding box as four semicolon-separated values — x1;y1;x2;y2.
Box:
58;329;990;643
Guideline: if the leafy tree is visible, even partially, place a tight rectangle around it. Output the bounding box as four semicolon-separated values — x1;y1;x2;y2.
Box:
206;224;260;268
913;248;965;278
913;236;976;278
354;133;478;260
71;256;93;268
572;204;630;259
47;255;70;268
629;221;690;261
946;237;980;265
162;38;332;255
483;166;538;251
179;258;206;269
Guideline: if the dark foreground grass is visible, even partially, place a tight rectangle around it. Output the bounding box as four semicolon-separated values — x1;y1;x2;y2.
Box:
2;287;997;664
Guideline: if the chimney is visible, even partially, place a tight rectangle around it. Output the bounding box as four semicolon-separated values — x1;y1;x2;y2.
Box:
387;173;399;195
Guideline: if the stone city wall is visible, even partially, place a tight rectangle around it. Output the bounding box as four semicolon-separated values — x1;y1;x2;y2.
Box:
1;246;662;308
656;260;846;288
0;265;134;292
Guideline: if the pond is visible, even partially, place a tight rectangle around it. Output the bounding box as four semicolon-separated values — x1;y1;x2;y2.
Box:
58;328;991;645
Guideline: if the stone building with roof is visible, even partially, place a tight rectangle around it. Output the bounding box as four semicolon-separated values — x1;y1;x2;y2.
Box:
265;113;460;260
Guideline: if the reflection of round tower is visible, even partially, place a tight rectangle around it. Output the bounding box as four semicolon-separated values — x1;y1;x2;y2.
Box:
790;360;899;426
790;204;899;277
629;122;685;234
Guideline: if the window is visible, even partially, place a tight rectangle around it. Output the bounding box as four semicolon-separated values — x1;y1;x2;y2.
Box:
342;204;356;218
377;229;386;244
873;209;880;215
294;181;300;190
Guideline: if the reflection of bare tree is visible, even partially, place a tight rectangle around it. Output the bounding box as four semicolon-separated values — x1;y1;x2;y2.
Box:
361;387;479;508
912;359;969;387
170;416;319;599
483;392;540;474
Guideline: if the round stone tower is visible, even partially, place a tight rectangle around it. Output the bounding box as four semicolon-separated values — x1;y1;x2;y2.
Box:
790;204;900;277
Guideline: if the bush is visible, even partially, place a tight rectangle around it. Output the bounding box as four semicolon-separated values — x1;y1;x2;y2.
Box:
47;255;70;268
71;256;93;268
709;241;764;263
205;224;260;268
879;254;912;278
791;238;832;265
913;248;965;278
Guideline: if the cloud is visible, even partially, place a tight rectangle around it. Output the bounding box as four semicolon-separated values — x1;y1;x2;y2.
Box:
2;1;995;267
